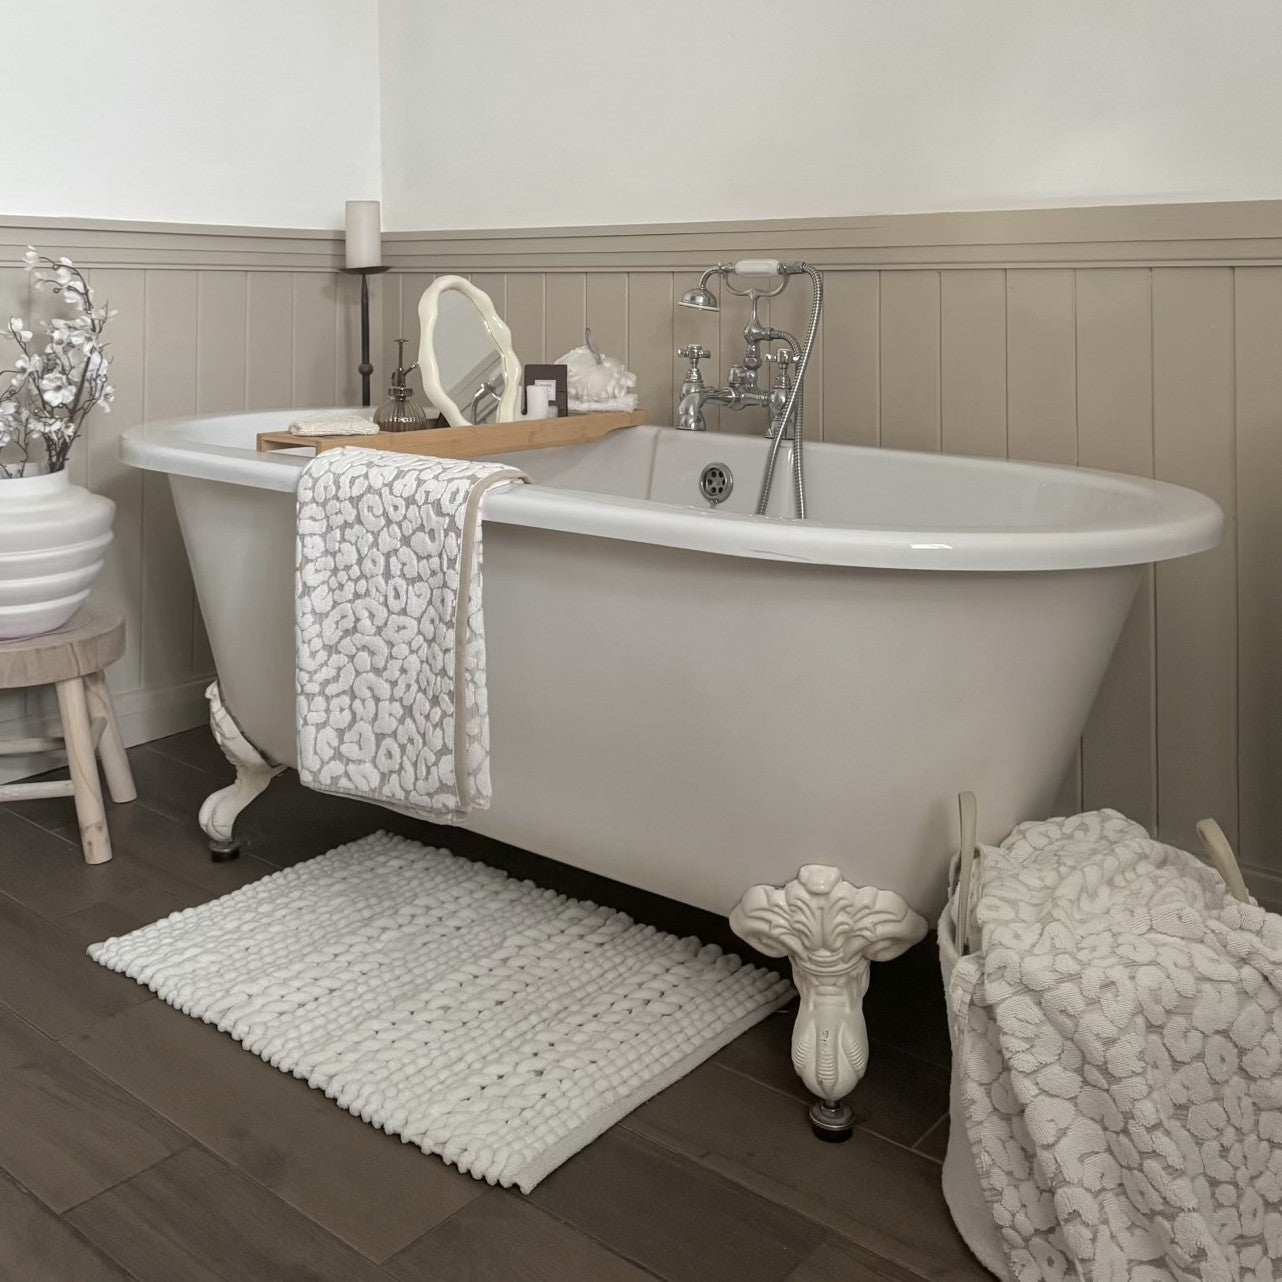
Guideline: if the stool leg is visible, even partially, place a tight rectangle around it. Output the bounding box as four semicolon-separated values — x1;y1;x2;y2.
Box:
55;677;111;865
84;670;137;804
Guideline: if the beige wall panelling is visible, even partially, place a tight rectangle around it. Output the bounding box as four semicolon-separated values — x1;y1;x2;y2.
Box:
292;272;339;409
1152;267;1238;851
245;272;294;409
544;273;587;372
940;270;1007;458
1075;269;1157;829
879;271;941;453
1006;269;1077;466
583;273;627;364
820;272;879;447
196;272;248;414
769;274;825;442
626;273;675;424
0;267;31;732
505;274;547;368
673;271;721;429
89;269;147;698
140;269;199;690
1234;267;1282;872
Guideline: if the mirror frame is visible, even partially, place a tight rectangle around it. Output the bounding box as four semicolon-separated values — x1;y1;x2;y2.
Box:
416;275;522;427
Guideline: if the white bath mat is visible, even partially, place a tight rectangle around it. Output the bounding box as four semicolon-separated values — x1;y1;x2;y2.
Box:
88;832;793;1192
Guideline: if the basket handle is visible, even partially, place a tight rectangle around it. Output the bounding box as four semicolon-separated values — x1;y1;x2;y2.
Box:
955;791;980;955
1195;818;1250;903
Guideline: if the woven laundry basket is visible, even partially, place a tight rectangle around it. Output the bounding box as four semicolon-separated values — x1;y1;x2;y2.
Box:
938;891;1009;1281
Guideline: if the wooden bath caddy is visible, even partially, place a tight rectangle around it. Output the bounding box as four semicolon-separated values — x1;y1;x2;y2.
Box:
256;410;647;460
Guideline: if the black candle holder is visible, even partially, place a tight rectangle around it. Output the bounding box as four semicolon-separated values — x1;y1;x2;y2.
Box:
341;265;391;407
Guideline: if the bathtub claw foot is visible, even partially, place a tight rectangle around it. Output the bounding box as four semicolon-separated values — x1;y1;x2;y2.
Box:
730;866;927;1134
199;681;284;861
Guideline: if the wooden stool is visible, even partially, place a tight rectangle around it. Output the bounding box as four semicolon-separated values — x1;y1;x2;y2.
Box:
0;608;137;864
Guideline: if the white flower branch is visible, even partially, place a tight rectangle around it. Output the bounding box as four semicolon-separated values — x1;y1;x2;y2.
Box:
0;248;116;478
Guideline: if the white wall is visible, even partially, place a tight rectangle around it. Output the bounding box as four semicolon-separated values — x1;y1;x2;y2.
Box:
9;0;382;228
379;0;1282;229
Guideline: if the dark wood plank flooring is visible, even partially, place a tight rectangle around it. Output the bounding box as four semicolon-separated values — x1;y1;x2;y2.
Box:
0;729;988;1281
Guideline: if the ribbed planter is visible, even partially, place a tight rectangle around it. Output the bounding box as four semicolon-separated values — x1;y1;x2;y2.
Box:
0;470;114;640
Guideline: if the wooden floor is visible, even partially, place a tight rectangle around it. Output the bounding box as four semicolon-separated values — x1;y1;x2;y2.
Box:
0;729;990;1282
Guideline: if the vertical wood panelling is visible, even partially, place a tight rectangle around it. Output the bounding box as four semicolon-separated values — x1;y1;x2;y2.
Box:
626;273;674;423
1153;267;1238;849
584;273;628;364
879;271;940;452
196;272;247;414
245;273;294;409
85;269;146;697
1076;270;1156;828
1234;267;1282;864
504;274;546;367
141;270;199;689
821;273;879;446
292;274;339;408
940;270;1006;458
544;274;586;370
1007;269;1077;465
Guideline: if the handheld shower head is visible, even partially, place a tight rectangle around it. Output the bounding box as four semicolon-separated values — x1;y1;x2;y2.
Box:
677;263;729;313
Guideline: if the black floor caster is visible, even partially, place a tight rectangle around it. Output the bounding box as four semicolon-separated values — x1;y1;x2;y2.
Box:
209;839;241;863
809;1099;854;1143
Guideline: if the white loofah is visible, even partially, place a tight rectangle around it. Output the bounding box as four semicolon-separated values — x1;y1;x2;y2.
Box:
88;833;794;1192
556;345;638;412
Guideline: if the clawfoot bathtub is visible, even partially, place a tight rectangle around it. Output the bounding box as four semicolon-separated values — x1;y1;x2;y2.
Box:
121;412;1221;1131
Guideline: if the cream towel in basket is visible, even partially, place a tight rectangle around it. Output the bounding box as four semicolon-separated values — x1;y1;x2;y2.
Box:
296;448;526;821
945;810;1282;1282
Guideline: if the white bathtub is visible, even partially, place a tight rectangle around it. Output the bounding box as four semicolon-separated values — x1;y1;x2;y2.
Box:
121;410;1221;924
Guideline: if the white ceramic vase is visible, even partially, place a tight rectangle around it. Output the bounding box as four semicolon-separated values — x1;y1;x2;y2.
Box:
0;470;114;640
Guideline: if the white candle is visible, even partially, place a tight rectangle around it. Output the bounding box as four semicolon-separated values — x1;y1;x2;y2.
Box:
345;200;381;269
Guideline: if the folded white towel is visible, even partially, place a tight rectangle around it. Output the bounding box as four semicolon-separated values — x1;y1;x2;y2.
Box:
295;448;527;820
567;394;639;414
289;412;379;437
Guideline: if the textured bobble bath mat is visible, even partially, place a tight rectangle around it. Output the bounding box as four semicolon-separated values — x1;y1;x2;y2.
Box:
88;832;793;1192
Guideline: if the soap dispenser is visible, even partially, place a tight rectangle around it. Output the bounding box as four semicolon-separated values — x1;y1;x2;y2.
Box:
374;339;433;432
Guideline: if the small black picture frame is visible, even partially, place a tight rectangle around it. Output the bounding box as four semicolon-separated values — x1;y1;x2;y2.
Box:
521;363;569;418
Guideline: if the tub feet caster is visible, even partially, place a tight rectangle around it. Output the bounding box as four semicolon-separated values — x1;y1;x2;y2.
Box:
730;865;928;1140
809;1100;855;1143
199;681;283;862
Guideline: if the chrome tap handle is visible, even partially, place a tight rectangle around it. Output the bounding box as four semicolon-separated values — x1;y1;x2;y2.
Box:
677;343;711;369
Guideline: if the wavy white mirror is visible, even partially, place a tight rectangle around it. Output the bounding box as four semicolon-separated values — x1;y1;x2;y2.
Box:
417;276;522;427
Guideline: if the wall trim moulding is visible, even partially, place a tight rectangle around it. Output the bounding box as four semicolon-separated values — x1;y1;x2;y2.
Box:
0;215;344;272
383;199;1282;272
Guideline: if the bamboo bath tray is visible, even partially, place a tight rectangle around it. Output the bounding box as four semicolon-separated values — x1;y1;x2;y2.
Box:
256;410;647;459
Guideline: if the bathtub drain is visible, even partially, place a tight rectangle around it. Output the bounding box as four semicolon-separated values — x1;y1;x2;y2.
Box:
699;462;733;507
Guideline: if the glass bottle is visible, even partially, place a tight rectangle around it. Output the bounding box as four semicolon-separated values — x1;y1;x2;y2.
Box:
374;339;433;432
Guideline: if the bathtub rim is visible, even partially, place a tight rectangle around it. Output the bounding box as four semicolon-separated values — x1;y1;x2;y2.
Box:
122;412;1223;572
